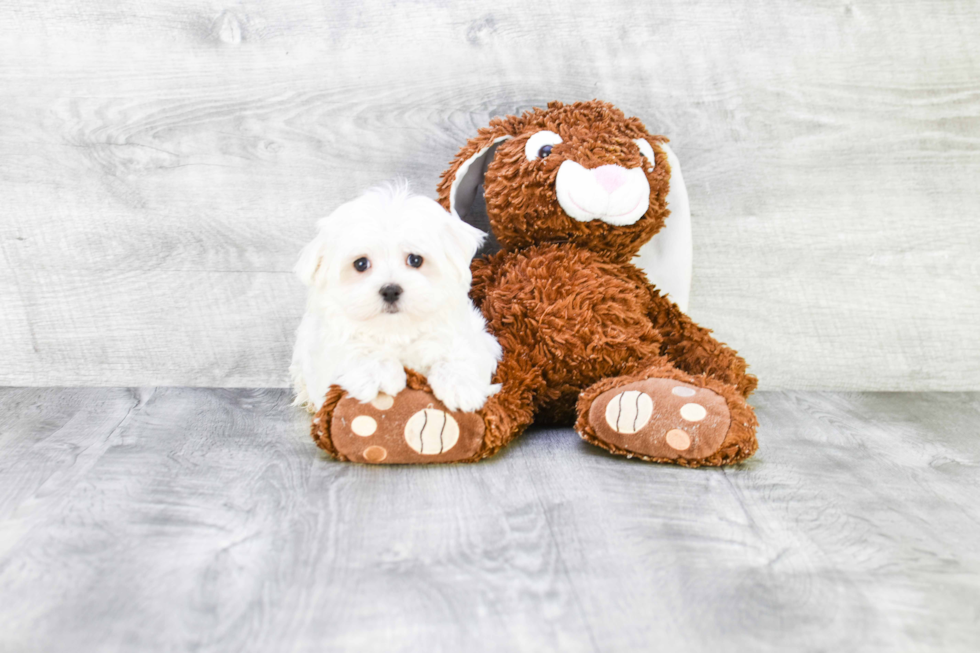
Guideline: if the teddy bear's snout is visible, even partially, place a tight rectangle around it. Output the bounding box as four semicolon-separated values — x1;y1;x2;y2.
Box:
554;160;650;227
592;165;629;193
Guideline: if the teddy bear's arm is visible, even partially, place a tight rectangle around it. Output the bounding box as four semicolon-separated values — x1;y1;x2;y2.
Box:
648;289;758;397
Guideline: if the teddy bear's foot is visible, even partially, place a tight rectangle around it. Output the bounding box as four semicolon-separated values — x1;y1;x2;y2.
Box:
311;373;486;464
577;375;757;467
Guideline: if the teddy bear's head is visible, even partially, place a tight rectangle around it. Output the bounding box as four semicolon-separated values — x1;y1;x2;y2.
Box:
438;100;672;262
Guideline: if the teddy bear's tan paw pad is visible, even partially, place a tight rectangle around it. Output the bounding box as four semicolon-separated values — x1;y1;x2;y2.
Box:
330;390;483;464
589;379;731;460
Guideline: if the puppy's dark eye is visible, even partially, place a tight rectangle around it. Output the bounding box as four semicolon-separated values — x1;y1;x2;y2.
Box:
353;257;370;272
538;145;553;159
406;253;424;269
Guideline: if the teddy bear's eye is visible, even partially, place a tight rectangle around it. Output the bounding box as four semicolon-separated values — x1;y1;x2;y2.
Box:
634;138;656;167
353;257;370;272
525;130;563;161
406;253;424;269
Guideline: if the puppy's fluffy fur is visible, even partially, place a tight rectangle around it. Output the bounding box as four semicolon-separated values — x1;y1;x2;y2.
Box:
291;183;501;413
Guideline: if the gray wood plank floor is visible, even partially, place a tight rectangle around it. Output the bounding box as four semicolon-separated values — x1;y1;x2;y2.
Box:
0;388;978;652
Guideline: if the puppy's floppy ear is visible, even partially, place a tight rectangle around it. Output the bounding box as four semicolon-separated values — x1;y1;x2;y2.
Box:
294;231;328;287
294;205;348;287
441;210;487;284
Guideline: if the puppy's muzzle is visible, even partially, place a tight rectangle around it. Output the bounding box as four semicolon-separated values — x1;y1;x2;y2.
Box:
380;284;403;313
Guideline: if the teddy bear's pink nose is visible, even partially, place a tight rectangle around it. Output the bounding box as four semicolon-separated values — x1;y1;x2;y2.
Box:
592;164;629;193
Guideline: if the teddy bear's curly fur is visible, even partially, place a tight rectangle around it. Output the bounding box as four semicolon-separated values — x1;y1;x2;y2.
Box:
312;100;758;466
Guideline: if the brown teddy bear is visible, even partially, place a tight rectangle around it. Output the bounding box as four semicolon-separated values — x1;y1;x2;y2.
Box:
312;100;758;467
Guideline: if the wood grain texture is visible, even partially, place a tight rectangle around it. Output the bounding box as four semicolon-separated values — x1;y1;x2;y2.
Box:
0;388;978;652
0;0;978;389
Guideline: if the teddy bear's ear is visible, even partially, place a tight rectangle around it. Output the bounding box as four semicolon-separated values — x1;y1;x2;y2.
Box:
437;117;524;244
634;141;693;312
441;135;511;220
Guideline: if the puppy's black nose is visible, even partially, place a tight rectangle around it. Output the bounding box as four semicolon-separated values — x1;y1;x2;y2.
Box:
379;284;403;304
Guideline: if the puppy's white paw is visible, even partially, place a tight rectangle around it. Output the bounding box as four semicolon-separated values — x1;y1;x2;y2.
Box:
377;359;407;397
336;371;382;403
428;363;499;412
336;359;406;404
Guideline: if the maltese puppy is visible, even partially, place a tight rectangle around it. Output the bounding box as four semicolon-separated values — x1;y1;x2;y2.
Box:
290;183;501;413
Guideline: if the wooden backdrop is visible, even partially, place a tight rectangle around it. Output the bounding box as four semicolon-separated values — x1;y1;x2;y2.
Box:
1;0;978;390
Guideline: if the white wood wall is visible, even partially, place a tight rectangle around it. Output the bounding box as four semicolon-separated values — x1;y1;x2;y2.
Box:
1;0;978;390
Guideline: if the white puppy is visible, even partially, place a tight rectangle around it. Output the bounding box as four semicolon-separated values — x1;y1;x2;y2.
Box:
290;183;501;413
